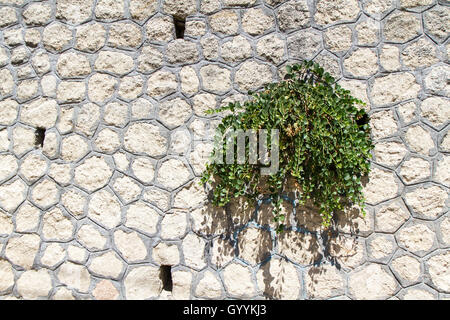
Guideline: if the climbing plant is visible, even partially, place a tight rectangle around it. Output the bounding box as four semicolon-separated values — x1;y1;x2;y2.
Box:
201;61;374;231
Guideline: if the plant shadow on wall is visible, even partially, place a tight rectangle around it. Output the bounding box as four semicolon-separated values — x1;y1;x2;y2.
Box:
199;61;374;298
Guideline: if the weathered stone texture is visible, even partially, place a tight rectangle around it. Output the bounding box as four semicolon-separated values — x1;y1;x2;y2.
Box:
363;168;399;205
396;223;435;255
435;156;450;187
392;255;421;284
167;40;199;64
278;230;322;265
77;224;107;251
223;263;255;298
88;190;121;229
153;242;180;266
124;123;168;157
5;234;40;269
41;243;65;268
238;227;272;265
305;264;344;299
200;65;231;93
314;0;359;25
242;8;274;35
427;252;450;292
22;3;52;26
17;269;52;300
114;230;148;263
287;29;322;60
76;23;106;52
371;73;420;106
344;48;379;78
56;0;94;24
375;202;409;233
43;23;72;52
384;11;421;43
405;186;447;219
210;10;238;35
195;271;223;299
256;258;300;299
405;126;435;155
236;61;273;92
157;159;191;190
93;280;119;300
421;97;449;129
402;37;438;70
125;266;161;299
424;65;450;96
159;98;192;129
42;208;74;241
380;45;400;71
400;157;430;184
89;251;124;279
373;141;407;167
0;260;14;292
182;233;206;269
324;26;352;54
74;157;113;193
423;6;449;43
328;235;365;270
58;262;91;293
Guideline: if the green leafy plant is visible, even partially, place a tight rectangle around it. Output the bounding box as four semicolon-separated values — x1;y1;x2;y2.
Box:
201;61;374;231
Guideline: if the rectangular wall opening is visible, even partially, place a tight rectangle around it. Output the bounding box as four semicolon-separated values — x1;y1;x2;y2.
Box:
35;127;45;148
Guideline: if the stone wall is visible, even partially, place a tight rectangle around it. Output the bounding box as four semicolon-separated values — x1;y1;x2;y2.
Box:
0;0;448;300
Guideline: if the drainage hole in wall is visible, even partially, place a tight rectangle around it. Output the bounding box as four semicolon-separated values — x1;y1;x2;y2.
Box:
160;265;173;292
174;16;186;39
35;127;45;148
